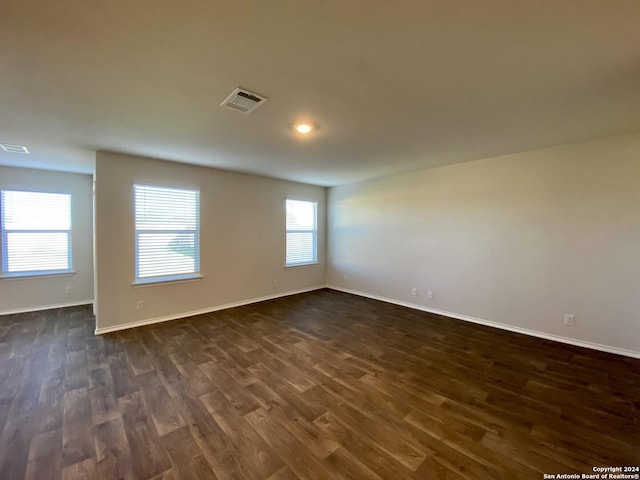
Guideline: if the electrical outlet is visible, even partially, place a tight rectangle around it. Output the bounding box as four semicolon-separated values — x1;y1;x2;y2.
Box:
343;275;348;282
65;286;72;296
427;290;433;299
563;314;575;326
411;287;418;296
136;300;144;311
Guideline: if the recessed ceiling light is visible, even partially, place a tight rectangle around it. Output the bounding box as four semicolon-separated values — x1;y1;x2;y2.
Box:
1;143;29;154
295;123;313;134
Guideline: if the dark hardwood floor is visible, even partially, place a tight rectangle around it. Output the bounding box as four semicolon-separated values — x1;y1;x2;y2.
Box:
1;289;639;480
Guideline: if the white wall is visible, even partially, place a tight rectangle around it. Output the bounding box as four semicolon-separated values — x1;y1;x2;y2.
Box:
0;167;94;313
95;151;326;331
327;132;640;356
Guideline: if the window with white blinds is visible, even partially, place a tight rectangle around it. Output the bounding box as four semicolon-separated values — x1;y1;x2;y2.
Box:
134;184;200;282
286;199;317;266
1;190;72;276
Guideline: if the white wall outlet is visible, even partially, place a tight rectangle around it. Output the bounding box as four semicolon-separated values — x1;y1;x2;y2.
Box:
427;290;433;299
136;300;144;311
411;287;418;296
563;314;575;326
273;279;279;288
65;286;72;296
343;275;348;282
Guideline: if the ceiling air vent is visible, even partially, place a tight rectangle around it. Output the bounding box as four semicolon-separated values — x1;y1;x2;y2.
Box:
1;144;29;154
220;87;267;114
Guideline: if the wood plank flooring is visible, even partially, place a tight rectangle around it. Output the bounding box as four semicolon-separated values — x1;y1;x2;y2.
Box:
1;288;639;479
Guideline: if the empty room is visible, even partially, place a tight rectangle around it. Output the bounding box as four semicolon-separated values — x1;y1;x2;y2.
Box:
1;1;639;479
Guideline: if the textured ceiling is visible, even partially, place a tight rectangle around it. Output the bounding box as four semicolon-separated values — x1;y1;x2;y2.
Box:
1;0;639;186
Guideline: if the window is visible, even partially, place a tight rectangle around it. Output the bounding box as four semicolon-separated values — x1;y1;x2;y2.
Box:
286;199;317;266
134;184;200;283
1;190;72;276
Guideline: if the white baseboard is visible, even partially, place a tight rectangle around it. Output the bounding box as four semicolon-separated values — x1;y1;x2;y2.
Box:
95;286;327;335
0;300;94;316
327;286;640;360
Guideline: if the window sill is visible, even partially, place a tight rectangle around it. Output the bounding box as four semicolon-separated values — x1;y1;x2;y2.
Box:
285;262;320;269
132;273;203;287
1;271;76;280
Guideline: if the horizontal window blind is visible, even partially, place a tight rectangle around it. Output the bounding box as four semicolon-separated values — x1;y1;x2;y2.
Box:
134;185;200;280
1;190;72;275
286;199;317;266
